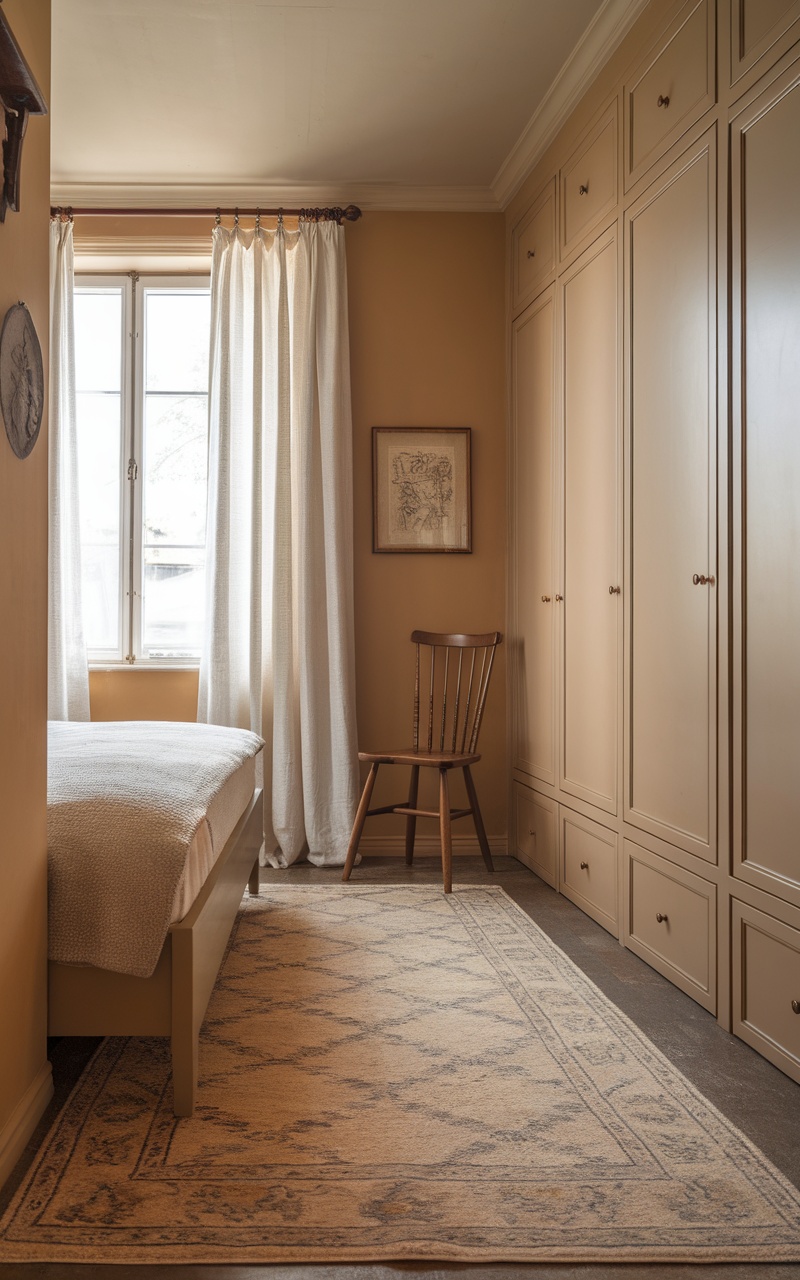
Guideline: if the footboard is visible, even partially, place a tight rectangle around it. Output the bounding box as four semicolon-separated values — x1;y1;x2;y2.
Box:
170;788;263;1115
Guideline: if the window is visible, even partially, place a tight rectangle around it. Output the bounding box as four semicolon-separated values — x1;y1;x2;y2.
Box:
74;274;211;664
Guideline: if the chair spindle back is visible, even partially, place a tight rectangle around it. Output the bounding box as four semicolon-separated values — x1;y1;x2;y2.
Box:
411;631;502;755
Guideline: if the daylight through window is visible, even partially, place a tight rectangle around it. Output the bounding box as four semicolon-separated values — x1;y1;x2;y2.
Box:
74;275;211;663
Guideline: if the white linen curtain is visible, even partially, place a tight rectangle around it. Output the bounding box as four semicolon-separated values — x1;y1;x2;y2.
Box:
198;221;359;867
48;219;90;721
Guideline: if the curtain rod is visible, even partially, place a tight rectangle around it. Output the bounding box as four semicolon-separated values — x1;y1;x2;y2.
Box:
50;203;363;224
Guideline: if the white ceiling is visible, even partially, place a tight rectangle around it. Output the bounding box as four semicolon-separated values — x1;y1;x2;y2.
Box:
50;0;646;211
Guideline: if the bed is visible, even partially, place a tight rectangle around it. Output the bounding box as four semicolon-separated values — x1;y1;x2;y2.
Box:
46;720;264;1117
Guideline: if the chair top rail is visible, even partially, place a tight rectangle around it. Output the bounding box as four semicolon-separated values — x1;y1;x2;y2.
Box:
410;629;502;649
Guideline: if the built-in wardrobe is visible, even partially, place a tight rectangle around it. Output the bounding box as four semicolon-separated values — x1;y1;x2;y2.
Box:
507;0;800;1083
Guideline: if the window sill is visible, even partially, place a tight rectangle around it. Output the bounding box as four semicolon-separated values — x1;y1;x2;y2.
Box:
89;663;201;673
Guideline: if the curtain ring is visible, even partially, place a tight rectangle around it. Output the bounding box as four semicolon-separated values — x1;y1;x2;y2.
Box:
255;207;261;233
234;207;240;228
277;207;284;229
215;208;221;226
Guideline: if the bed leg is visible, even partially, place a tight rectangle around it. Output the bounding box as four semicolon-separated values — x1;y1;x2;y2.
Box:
248;856;260;896
170;930;198;1117
171;1028;197;1117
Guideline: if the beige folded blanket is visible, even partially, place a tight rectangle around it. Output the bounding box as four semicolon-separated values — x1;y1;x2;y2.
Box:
48;721;264;978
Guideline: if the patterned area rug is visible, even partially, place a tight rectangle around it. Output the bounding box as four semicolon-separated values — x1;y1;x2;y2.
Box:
2;884;800;1264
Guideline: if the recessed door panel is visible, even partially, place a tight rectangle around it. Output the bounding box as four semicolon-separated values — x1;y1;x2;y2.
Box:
512;291;556;785
733;67;800;902
561;232;619;812
626;133;716;858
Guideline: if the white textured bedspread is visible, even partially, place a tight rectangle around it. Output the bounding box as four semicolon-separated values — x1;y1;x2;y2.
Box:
48;721;264;978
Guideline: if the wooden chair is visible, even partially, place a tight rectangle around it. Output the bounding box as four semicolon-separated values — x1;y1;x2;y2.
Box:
342;630;503;893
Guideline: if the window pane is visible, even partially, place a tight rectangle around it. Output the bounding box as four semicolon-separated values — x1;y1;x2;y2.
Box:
142;549;205;658
142;393;207;657
74;290;123;392
144;291;210;393
76;391;122;651
143;394;207;544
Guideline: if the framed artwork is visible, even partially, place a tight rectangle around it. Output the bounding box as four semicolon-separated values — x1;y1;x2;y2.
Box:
372;427;471;553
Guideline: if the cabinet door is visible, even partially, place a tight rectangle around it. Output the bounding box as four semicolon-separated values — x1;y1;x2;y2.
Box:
730;0;800;90
511;180;556;316
624;838;716;1012
624;130;717;861
624;0;715;190
732;62;800;909
512;782;558;888
732;899;800;1085
511;289;556;785
560;229;619;813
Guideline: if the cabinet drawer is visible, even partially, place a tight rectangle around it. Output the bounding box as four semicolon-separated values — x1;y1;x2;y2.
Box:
511;180;556;313
625;0;715;189
560;808;618;935
624;839;716;1011
733;900;800;1085
560;104;617;259
513;782;557;888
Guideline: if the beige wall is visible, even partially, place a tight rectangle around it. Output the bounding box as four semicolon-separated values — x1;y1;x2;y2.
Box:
78;211;508;845
89;668;198;722
0;0;53;1182
348;213;507;840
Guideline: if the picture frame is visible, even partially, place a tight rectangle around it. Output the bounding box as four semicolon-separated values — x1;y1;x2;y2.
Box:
372;427;472;554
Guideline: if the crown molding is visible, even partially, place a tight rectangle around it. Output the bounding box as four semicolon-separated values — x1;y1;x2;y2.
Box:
492;0;651;209
51;180;501;215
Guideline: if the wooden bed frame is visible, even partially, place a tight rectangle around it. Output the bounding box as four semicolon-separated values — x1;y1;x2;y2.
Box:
48;789;263;1117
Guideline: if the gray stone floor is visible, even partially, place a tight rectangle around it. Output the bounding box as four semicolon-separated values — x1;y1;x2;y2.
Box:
4;854;800;1280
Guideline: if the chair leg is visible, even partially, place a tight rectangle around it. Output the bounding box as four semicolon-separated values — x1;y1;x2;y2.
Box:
463;765;494;873
439;768;453;894
405;765;420;865
343;763;379;882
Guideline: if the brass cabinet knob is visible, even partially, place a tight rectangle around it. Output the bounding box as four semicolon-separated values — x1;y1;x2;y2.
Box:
792;999;800;1014
579;183;589;195
657;94;670;107
527;248;536;258
555;594;564;602
656;912;668;923
541;595;551;603
692;573;716;586
609;585;621;595
580;861;589;870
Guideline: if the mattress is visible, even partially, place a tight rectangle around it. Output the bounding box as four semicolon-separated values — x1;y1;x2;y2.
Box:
48;720;265;978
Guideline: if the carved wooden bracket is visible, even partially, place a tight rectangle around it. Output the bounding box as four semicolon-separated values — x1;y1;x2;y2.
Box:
0;7;47;223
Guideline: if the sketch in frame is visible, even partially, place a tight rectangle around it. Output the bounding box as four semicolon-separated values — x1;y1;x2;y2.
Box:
0;302;44;460
373;427;471;553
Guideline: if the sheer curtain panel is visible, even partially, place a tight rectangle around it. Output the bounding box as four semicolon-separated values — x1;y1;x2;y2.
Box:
199;222;358;867
48;219;90;721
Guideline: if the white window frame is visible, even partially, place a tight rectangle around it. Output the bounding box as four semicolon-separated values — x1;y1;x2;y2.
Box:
75;271;211;668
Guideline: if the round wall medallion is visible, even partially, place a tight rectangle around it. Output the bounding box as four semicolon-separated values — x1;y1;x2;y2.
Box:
0;301;44;460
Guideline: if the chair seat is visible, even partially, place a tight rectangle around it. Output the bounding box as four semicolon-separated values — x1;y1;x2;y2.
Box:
358;747;481;768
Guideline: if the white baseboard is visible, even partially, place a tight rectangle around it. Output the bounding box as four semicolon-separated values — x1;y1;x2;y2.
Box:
0;1061;53;1191
358;834;508;858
